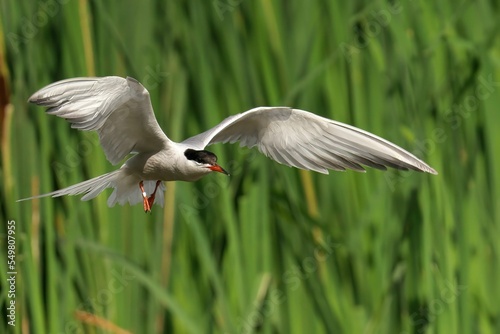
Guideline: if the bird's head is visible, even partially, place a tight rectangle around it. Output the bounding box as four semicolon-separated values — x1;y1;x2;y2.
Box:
184;149;229;176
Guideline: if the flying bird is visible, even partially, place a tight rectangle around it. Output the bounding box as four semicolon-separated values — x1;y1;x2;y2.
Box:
19;76;437;212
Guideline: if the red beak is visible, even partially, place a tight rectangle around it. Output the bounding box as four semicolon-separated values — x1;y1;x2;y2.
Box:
209;164;229;175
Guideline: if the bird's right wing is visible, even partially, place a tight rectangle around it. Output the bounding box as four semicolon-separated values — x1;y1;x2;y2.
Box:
29;76;172;165
181;107;437;174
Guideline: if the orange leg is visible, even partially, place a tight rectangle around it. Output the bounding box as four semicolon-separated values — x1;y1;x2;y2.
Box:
139;181;151;213
147;180;162;208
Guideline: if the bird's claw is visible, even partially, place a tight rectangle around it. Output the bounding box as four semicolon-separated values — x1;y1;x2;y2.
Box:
143;197;151;213
140;180;161;214
147;194;156;209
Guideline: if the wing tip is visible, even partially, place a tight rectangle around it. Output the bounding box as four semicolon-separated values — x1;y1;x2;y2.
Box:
413;159;438;175
425;166;438;175
28;91;43;104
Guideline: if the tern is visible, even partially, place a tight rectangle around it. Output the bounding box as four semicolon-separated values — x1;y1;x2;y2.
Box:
19;76;437;212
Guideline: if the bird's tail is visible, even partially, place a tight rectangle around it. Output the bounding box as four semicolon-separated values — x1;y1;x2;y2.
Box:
17;169;165;207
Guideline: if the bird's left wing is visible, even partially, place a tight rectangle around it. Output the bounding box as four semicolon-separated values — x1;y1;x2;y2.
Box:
181;107;437;174
29;76;171;165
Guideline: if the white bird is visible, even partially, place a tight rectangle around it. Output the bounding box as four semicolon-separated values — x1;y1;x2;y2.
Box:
19;76;437;212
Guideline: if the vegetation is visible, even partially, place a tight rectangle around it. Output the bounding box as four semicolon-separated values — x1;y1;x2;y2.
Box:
1;0;499;333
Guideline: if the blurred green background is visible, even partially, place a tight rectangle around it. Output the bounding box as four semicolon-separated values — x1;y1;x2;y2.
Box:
1;0;499;333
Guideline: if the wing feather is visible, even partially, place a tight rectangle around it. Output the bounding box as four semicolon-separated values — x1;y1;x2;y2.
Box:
29;76;171;165
182;107;437;174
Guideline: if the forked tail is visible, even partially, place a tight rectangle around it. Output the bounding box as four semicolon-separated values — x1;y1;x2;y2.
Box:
17;169;165;207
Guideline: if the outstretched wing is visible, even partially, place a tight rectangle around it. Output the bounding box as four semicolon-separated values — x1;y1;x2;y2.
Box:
182;107;437;174
29;76;171;165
